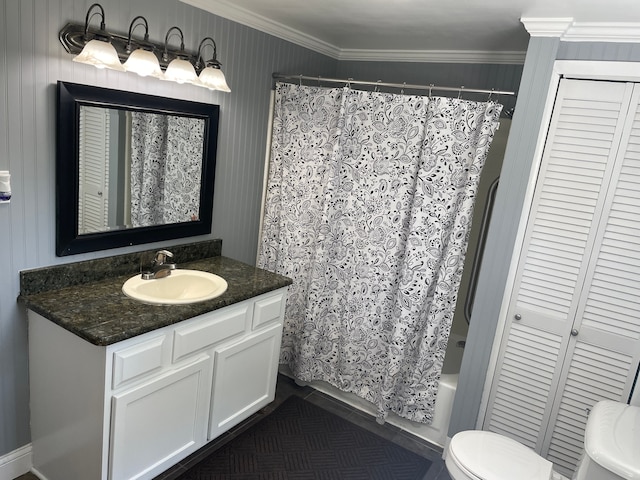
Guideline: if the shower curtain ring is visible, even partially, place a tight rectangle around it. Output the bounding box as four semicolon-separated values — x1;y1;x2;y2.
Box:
401;81;406;94
428;84;434;98
458;86;465;99
375;80;382;92
298;74;303;86
488;88;494;101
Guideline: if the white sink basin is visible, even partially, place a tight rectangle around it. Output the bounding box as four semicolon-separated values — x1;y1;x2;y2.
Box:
122;269;228;305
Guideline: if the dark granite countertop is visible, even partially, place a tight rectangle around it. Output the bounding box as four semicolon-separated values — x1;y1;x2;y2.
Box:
19;242;292;346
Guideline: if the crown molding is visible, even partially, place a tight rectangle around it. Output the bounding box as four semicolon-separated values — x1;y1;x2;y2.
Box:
520;17;574;37
180;0;341;58
564;23;640;42
338;49;526;64
522;17;640;43
181;0;525;64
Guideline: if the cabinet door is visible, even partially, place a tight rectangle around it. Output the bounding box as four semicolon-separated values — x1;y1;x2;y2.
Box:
109;355;212;480
540;84;640;475
484;79;640;476
209;322;283;439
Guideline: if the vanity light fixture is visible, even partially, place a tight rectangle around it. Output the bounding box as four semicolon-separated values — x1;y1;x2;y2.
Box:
162;27;198;85
194;37;231;92
72;3;125;71
122;16;162;78
58;3;231;91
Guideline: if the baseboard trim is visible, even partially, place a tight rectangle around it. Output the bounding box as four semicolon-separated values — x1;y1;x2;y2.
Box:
0;444;32;480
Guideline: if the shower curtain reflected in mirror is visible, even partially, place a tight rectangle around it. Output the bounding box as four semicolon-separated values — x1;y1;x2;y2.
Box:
129;112;204;227
258;83;502;423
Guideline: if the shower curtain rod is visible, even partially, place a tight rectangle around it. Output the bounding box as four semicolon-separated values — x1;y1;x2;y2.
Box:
273;73;516;97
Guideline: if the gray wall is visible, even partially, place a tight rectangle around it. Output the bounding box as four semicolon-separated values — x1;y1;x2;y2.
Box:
337;61;522;115
0;0;528;460
448;38;640;436
0;0;336;457
557;41;640;61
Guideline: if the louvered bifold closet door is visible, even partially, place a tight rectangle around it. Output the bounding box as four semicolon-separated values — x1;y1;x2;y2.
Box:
78;106;110;234
540;84;640;477
483;79;633;454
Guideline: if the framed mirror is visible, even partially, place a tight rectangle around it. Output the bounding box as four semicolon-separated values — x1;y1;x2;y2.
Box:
56;81;219;256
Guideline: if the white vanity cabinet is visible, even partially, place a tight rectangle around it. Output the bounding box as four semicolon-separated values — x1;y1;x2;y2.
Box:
28;287;288;480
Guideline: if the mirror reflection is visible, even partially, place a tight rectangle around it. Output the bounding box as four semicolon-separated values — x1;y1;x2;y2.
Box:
78;106;205;234
56;81;219;256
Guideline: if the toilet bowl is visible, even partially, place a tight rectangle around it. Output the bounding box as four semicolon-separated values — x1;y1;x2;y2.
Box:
445;400;640;480
445;430;563;480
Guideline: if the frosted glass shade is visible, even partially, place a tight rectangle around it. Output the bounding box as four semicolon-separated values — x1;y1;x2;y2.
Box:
123;49;162;78
73;39;125;71
196;66;231;92
163;57;197;84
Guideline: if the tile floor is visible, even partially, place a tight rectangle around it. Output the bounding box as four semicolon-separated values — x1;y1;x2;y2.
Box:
15;374;452;480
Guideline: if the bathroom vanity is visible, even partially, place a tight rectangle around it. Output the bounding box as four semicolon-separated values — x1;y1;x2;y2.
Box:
20;241;292;480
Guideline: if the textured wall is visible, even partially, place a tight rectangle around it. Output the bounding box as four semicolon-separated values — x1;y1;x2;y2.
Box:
557;41;640;61
0;0;336;457
337;61;522;115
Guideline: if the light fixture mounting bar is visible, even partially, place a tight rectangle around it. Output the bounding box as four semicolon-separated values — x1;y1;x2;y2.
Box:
59;22;203;73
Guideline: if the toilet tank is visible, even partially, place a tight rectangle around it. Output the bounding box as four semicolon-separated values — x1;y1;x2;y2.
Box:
573;400;640;480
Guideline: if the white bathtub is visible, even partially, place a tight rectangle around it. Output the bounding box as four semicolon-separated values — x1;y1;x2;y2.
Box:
279;333;464;449
385;372;458;448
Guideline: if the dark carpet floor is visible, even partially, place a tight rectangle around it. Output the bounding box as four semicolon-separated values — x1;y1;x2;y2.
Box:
176;395;432;480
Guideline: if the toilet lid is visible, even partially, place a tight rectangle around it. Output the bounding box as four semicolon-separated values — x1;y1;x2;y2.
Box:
584;400;640;480
448;431;553;480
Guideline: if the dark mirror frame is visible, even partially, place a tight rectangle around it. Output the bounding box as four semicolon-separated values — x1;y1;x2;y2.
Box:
56;81;219;256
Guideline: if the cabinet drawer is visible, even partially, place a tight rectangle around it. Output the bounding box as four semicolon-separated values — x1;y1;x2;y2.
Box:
173;304;249;362
252;291;286;330
112;335;167;389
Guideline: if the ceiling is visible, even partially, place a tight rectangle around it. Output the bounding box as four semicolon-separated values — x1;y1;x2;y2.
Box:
181;0;640;63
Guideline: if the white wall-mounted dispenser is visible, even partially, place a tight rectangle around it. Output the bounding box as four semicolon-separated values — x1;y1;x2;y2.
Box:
0;171;11;203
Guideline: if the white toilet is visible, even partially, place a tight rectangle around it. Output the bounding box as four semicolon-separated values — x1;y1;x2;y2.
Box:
445;400;640;480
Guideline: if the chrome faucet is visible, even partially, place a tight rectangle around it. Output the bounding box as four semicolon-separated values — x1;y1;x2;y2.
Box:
141;250;177;280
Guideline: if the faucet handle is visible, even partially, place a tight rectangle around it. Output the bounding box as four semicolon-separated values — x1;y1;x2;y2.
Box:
154;249;174;265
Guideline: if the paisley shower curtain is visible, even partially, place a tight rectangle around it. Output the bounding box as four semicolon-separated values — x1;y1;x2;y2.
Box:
258;82;502;423
129;112;204;227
